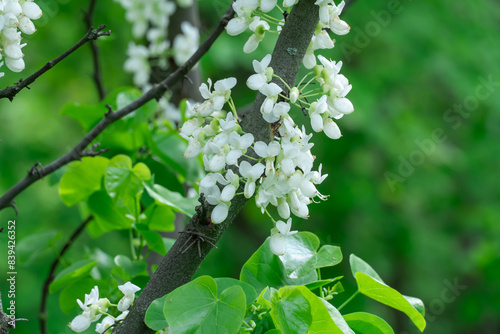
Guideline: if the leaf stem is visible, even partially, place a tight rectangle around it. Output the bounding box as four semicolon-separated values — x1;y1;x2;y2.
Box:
273;74;292;91
338;290;360;311
317;269;324;298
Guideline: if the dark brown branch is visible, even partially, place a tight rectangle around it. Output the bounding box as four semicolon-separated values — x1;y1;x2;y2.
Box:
39;216;94;334
84;0;106;100
0;4;235;212
0;25;110;102
112;1;319;333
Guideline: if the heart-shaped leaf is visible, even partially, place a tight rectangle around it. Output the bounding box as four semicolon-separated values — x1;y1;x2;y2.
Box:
59;156;109;206
270;286;349;334
163;276;246;334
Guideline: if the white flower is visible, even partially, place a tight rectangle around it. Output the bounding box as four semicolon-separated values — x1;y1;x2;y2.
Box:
240;161;265;198
283;0;299;7
124;42;151;87
289;87;300;104
289;190;310;218
323;118;341;139
95;316;115;334
327;1;350;35
243;17;270;53
226;0;259;36
259;83;283;122
269;218;298;256
202;170;239;224
194;77;237;117
117;282;141;312
260;0;277;12
173;22;199;66
247;54;273;91
22;1;43;20
226;132;254;165
69;314;92;332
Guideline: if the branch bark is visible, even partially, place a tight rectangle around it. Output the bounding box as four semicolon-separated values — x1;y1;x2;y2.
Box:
0;25;110;102
84;0;106;100
113;1;319;333
0;6;235;212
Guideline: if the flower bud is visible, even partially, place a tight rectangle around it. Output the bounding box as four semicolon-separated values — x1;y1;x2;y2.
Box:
22;2;43;20
289;87;299;103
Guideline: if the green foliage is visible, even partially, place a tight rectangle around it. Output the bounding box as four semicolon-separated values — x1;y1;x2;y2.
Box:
240;232;342;293
50;259;98;293
343;313;394;334
59;156;109;206
146;233;423;333
350;255;426;331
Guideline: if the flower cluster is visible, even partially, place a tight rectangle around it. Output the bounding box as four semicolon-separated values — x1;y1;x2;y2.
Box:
69;282;140;333
0;0;42;77
226;0;349;69
179;1;353;256
179;77;253;224
115;0;199;88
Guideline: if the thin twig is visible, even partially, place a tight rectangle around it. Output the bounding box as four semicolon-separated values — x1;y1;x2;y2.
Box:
39;215;93;334
84;0;106;100
0;25;111;101
0;5;235;212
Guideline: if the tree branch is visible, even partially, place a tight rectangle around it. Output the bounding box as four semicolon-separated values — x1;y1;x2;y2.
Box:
39;215;93;334
0;5;235;212
84;0;106;100
0;25;110;102
113;1;319;333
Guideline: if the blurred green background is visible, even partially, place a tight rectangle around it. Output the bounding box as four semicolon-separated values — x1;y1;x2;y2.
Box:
1;0;499;333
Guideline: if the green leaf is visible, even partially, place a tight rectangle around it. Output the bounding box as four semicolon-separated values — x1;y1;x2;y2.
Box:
113;255;148;278
304;277;343;291
50;260;97;293
16;230;60;265
150;131;204;182
241;234;337;293
270;286;348;334
349;254;426;331
137;227;167;255
214;278;258;306
59;278;97;314
355;273;426;332
343;312;394;334
143;203;175;232
60;87;157;131
163;276;246;334
104;155;151;216
279;232;342;278
145;295;169;331
87;191;132;237
60;102;106;131
144;182;197;217
349;254;384;283
320;299;355;334
59;156;109;206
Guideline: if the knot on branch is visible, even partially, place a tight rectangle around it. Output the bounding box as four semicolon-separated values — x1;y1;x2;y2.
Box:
87;24;111;40
28;162;45;178
81;143;109;157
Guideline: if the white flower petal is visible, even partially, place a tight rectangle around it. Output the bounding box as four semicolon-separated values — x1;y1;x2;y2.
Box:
269;233;286;256
247;73;267;90
226;17;248;36
243;34;259;53
324;118;341;139
69;315;91;332
212;203;229;223
221;185;236;202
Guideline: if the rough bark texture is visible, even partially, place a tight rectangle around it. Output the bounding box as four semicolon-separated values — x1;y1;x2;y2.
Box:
113;1;319;333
